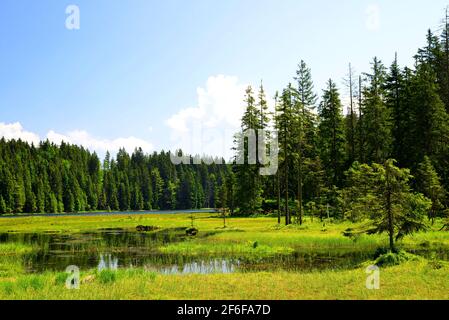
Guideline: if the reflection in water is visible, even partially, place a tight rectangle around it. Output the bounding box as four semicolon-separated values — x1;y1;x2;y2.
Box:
0;229;193;273
98;254;118;271
1;229;447;275
157;259;239;275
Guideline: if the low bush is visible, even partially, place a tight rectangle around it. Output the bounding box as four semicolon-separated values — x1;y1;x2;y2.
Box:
375;250;419;267
17;275;45;291
97;269;117;284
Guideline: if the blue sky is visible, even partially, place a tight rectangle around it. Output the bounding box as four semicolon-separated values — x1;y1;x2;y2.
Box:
0;0;448;158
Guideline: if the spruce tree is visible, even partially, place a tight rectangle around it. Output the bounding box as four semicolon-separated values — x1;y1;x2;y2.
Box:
385;54;406;165
235;86;263;215
440;7;449;112
0;196;6;215
293;60;317;224
275;84;296;225
362;57;392;164
12;179;25;214
318;79;346;187
417;156;446;224
151;168;164;209
343;63;358;165
410;62;449;177
347;160;430;251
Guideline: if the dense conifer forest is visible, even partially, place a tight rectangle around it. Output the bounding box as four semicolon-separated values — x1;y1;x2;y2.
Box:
0;140;232;214
2;10;449;241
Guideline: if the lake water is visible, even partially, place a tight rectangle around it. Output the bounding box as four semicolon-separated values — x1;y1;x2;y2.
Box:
1;229;447;274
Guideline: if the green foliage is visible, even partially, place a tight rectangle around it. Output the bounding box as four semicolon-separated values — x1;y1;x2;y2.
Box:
2;9;449;232
362;57;392;164
318;79;346;187
385;54;410;166
416;156;446;223
375;250;419;267
17;275;45;291
12;180;26;214
410;64;449;165
234;86;264;215
344;160;431;250
341;162;378;222
0;140;231;215
54;272;68;286
0;197;6;215
97;269;117;284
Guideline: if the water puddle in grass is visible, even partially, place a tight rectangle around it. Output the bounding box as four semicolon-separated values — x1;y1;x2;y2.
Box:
1;229;448;274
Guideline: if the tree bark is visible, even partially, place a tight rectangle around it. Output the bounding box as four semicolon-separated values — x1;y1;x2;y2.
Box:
386;165;395;252
276;173;281;224
285;158;290;226
285;131;290;226
358;76;364;163
298;155;303;225
349;63;355;164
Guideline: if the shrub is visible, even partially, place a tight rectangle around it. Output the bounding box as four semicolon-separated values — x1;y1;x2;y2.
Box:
17;276;45;291
54;272;68;286
97;269;117;284
0;282;14;295
373;247;399;259
375;250;418;267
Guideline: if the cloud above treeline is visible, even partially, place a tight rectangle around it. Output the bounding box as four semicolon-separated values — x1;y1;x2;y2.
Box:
0;122;153;155
165;75;251;160
1;75;270;159
0;122;41;145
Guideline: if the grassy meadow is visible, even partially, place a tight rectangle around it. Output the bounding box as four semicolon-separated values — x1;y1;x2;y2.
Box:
0;213;448;300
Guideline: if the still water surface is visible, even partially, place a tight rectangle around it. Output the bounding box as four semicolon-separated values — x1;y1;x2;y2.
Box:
1;229;447;274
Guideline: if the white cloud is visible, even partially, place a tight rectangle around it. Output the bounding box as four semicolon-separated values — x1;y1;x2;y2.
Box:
0;122;41;145
46;130;153;154
0;122;153;155
365;4;381;31
165;75;249;160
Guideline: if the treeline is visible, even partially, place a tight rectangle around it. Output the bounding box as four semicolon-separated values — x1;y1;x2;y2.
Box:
2;9;449;232
233;9;449;229
0;139;232;214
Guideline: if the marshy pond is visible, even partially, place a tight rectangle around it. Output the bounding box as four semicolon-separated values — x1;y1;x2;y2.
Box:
1;228;448;275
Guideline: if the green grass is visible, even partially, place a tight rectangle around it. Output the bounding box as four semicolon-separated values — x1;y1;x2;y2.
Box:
160;241;294;258
0;261;447;300
0;243;34;278
0;243;34;256
97;269;117;284
0;213;446;250
0;213;448;299
0;257;25;278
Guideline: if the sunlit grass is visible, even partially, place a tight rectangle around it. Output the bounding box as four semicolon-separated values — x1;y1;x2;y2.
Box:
0;213;446;250
0;243;34;278
160;241;294;257
0;261;447;300
0;214;448;257
0;243;34;256
0;213;448;299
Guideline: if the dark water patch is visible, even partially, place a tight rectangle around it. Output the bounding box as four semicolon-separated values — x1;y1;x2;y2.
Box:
145;259;240;275
0;228;187;248
1;230;449;275
407;248;449;261
236;251;372;272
